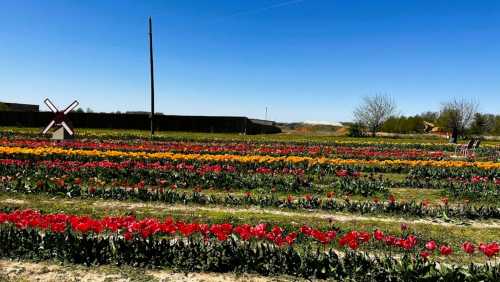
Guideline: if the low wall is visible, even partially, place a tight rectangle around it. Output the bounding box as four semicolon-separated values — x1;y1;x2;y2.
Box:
0;111;281;135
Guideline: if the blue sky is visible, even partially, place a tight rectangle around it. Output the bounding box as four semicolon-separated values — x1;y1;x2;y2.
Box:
1;0;500;122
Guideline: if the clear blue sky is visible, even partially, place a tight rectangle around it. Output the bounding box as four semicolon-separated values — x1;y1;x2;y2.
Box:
1;0;500;122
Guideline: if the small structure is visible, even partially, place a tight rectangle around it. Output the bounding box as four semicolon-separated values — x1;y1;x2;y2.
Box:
41;98;79;140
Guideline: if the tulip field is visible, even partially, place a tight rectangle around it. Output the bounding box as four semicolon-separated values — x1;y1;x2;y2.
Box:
0;128;499;281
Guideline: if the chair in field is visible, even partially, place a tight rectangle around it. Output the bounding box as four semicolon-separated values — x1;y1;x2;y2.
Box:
467;138;482;158
454;139;475;157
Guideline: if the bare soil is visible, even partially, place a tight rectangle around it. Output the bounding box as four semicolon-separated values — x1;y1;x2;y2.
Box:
0;259;298;282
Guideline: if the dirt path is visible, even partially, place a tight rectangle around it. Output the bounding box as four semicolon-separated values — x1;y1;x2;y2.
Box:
0;259;294;282
3;197;499;229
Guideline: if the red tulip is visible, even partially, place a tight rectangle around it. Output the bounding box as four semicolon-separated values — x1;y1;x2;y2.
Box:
49;222;66;233
402;235;417;250
420;250;431;259
383;235;397;246
461;242;475;254
251;223;267;239
479;242;499;258
310;229;336;245
439;245;453;256
123;231;133;241
388;195;396;204
425;240;437;251
374;229;384;241
358;231;371;243
348;239;359;250
299;225;312;236
234;224;252;240
271;226;283;236
285;232;298;245
336;169;349;177
54;178;65;188
422;199;430;208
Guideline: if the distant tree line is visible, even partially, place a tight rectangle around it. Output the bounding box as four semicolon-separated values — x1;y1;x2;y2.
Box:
381;112;500;136
381;115;426;134
351;95;499;139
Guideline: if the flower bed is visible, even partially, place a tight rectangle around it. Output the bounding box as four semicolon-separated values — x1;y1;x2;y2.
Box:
0;159;392;196
0;138;449;160
1;157;498;200
1;209;499;258
0;133;499;279
1;145;499;170
0;209;499;280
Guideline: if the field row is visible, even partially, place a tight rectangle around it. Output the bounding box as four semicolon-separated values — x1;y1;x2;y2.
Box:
0;133;498;280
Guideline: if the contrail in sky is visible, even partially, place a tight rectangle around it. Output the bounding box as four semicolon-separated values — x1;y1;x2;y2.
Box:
215;0;306;21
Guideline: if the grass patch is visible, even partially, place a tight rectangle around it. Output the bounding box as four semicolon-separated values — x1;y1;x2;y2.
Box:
3;126;499;145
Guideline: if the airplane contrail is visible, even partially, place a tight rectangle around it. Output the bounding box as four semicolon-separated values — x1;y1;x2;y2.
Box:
215;0;306;21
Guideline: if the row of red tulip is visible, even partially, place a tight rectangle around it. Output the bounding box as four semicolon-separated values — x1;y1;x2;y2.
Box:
0;138;446;159
3;159;499;187
0;159;305;176
0;209;497;258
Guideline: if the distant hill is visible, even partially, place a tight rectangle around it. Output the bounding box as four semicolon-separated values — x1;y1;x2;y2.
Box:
277;121;347;135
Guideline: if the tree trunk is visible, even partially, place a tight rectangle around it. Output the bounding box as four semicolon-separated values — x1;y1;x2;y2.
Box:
450;127;458;143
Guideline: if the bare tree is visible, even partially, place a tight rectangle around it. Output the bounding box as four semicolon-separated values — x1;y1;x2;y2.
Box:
354;94;397;137
438;97;478;142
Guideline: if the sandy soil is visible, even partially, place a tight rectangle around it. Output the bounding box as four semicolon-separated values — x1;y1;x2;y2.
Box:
0;259;298;282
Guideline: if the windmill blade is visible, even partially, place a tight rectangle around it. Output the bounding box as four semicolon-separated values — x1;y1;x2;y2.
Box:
64;100;79;115
44;98;59;113
42;120;56;134
61;121;74;136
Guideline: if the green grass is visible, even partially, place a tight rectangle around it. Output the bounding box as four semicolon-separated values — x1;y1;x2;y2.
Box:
387;188;443;202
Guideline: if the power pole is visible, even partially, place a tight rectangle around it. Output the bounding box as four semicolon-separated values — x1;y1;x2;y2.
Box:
265;106;268;120
148;17;155;135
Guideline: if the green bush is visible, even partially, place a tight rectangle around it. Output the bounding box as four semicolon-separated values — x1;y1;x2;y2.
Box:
348;123;365;137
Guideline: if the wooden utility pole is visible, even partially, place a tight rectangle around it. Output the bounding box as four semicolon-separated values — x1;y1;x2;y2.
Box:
148;17;155;135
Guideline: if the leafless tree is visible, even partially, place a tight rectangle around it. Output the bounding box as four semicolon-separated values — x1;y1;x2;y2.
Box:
438;98;479;140
354;94;397;137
